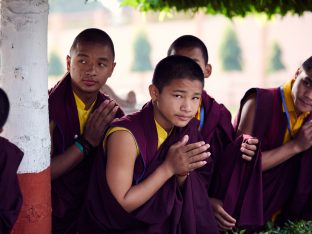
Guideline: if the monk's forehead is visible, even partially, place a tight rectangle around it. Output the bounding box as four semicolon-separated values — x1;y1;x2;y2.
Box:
299;69;312;80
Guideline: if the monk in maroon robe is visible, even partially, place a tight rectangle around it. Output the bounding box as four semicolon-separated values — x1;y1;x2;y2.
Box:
0;88;23;234
49;29;124;233
234;56;312;230
168;35;260;231
78;55;219;233
0;137;23;234
78;102;218;234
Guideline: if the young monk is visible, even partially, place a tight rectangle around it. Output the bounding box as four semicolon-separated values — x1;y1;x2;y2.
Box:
235;56;312;229
0;88;23;234
168;35;260;231
49;28;124;233
77;55;219;233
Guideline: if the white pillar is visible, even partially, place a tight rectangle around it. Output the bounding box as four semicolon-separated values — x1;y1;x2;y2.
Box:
0;0;51;233
0;0;50;173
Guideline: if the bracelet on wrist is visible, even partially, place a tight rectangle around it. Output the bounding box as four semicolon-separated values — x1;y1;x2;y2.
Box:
74;135;95;157
74;141;84;154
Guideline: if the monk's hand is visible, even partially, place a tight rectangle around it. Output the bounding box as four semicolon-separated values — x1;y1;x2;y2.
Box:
83;100;119;147
163;135;210;176
240;136;259;161
293;120;312;152
209;197;236;231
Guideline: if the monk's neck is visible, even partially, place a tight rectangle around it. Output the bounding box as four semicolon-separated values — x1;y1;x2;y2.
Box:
72;89;97;110
81;95;97;110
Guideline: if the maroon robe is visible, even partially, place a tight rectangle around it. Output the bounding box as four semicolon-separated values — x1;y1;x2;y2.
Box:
200;91;263;227
199;91;234;160
49;73;124;234
234;88;312;228
199;91;234;194
77;101;219;234
0;136;23;234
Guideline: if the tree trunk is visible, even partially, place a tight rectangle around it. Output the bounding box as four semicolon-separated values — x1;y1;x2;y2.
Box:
0;0;51;233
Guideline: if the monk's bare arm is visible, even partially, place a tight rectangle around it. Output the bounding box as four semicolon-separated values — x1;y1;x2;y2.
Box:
106;132;209;213
50;121;84;180
237;95;312;171
106;131;174;213
261;121;312;171
236;95;256;137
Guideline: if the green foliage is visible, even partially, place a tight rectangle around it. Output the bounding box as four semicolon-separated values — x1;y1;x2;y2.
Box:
225;227;246;234
48;52;64;76
131;31;153;72
120;0;312;18
267;42;286;74
224;220;312;234
258;220;312;234
219;27;242;72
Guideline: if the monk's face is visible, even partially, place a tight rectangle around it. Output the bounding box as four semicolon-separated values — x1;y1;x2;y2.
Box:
169;47;211;78
292;69;312;114
150;78;203;132
67;42;116;97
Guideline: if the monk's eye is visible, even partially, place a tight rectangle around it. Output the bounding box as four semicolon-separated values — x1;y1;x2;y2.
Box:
173;94;182;98
302;79;312;87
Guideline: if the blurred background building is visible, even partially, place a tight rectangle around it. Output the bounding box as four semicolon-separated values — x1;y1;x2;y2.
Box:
48;0;312;117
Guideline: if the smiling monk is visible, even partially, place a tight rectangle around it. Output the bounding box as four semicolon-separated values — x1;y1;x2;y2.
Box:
235;56;312;231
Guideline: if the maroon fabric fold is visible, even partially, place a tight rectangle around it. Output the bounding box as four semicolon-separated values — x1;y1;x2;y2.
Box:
77;101;219;234
49;73;124;234
200;91;234;161
199;91;234;194
0;136;23;234
218;135;263;227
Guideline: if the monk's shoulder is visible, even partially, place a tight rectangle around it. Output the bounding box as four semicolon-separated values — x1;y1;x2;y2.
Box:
0;136;24;164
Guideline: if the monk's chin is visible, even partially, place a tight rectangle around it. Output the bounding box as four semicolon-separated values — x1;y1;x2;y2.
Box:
81;86;100;94
173;121;190;128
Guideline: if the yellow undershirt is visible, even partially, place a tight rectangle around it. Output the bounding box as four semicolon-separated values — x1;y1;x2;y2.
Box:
104;119;171;155
195;98;202;121
73;92;96;134
282;79;310;144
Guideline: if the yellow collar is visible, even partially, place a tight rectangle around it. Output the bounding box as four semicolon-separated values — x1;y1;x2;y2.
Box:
281;79;309;143
155;119;172;148
195;97;202;120
73;91;96;133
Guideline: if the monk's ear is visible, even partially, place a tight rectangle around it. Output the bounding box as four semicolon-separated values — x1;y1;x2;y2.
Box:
294;67;302;80
107;62;116;79
66;55;71;72
111;62;116;76
204;64;212;79
149;84;159;101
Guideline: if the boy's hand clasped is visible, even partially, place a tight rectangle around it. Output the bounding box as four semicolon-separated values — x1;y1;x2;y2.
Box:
83;100;119;147
164;135;210;176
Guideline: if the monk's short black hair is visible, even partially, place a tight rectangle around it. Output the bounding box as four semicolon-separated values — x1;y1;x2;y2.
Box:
70;28;115;59
167;35;209;64
0;88;10;129
152;55;204;92
302;56;312;72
